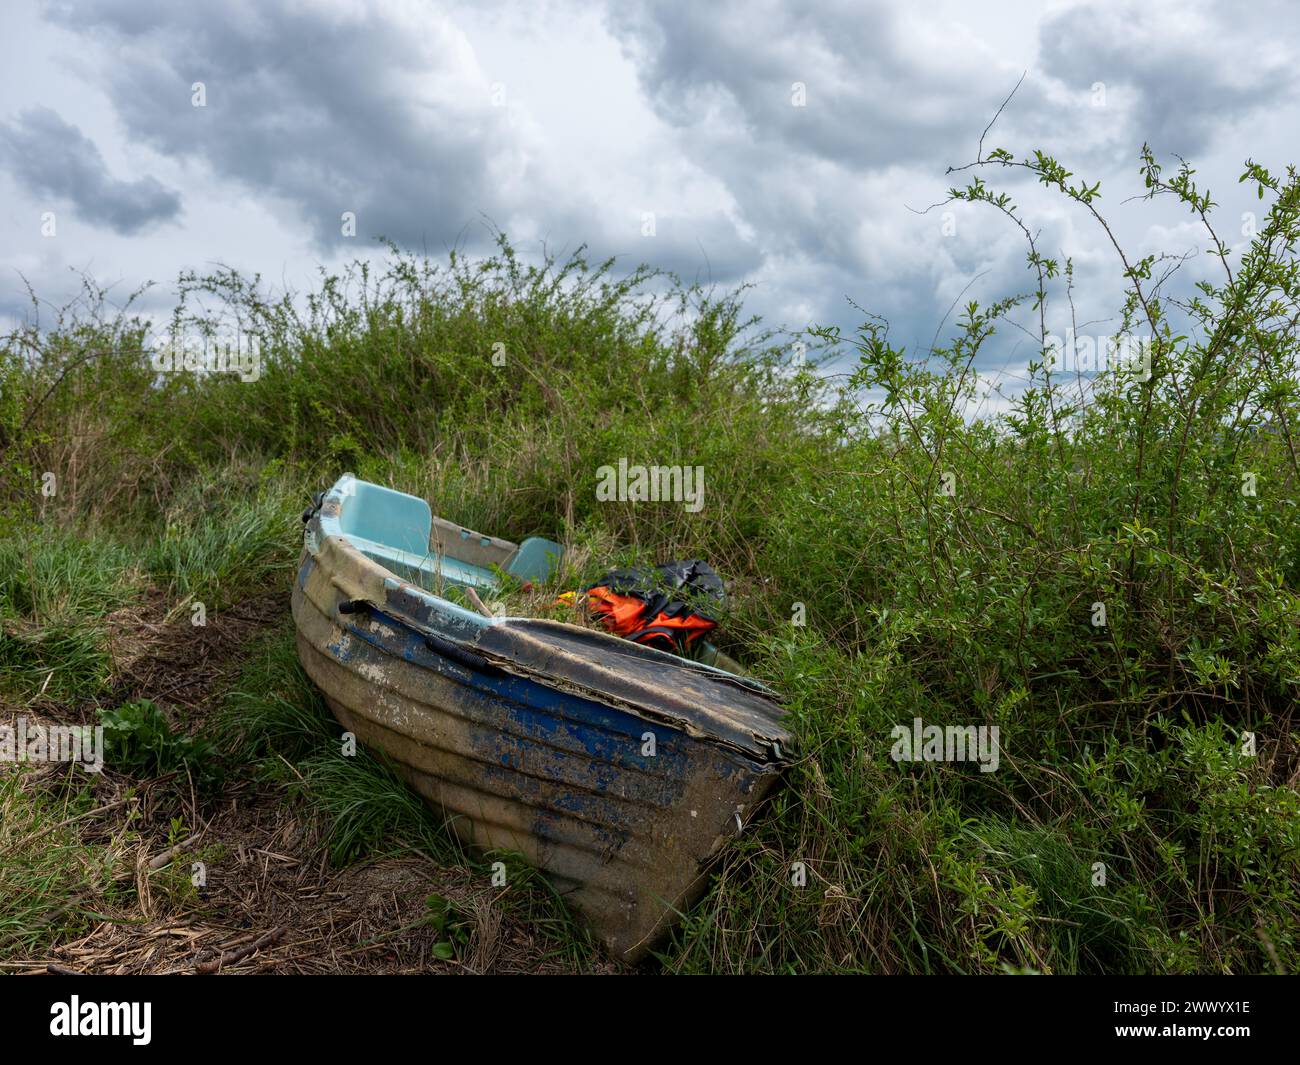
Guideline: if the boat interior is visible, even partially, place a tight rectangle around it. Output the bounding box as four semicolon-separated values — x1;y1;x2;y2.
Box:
334;479;563;594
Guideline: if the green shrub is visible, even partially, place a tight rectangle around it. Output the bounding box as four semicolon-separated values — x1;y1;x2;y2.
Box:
99;699;222;787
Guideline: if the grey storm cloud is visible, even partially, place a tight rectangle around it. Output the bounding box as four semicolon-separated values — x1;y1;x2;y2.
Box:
605;1;1059;168
38;0;769;285
599;0;1082;343
0;106;180;234
600;0;1300;351
41;0;559;252
31;0;1076;318
1038;2;1297;158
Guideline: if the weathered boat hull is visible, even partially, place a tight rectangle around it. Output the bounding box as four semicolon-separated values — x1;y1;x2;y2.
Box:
291;476;792;960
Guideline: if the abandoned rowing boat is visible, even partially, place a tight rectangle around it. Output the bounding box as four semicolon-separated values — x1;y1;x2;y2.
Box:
291;474;793;960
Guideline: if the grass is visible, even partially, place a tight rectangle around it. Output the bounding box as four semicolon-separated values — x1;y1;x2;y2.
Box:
2;145;1300;973
0;527;139;702
0;770;128;958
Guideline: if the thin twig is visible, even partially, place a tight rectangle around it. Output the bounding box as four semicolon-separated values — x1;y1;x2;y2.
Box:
195;925;287;974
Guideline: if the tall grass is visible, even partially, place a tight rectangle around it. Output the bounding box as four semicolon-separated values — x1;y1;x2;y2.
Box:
0;527;138;702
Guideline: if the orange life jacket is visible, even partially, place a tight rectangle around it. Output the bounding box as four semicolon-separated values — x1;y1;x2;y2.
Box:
583;586;718;652
577;561;725;655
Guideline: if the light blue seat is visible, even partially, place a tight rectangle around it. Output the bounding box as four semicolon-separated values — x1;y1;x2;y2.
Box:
505;537;563;584
338;480;431;555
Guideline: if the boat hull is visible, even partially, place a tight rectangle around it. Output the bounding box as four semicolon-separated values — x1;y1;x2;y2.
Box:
291;535;788;960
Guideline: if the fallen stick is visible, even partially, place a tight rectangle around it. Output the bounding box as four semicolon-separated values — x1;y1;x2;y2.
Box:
148;835;202;871
463;587;495;618
47;963;83;976
1;795;135;857
196;926;286;974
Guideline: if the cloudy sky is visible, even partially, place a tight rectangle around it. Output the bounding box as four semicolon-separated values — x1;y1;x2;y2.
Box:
3;0;1298;395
